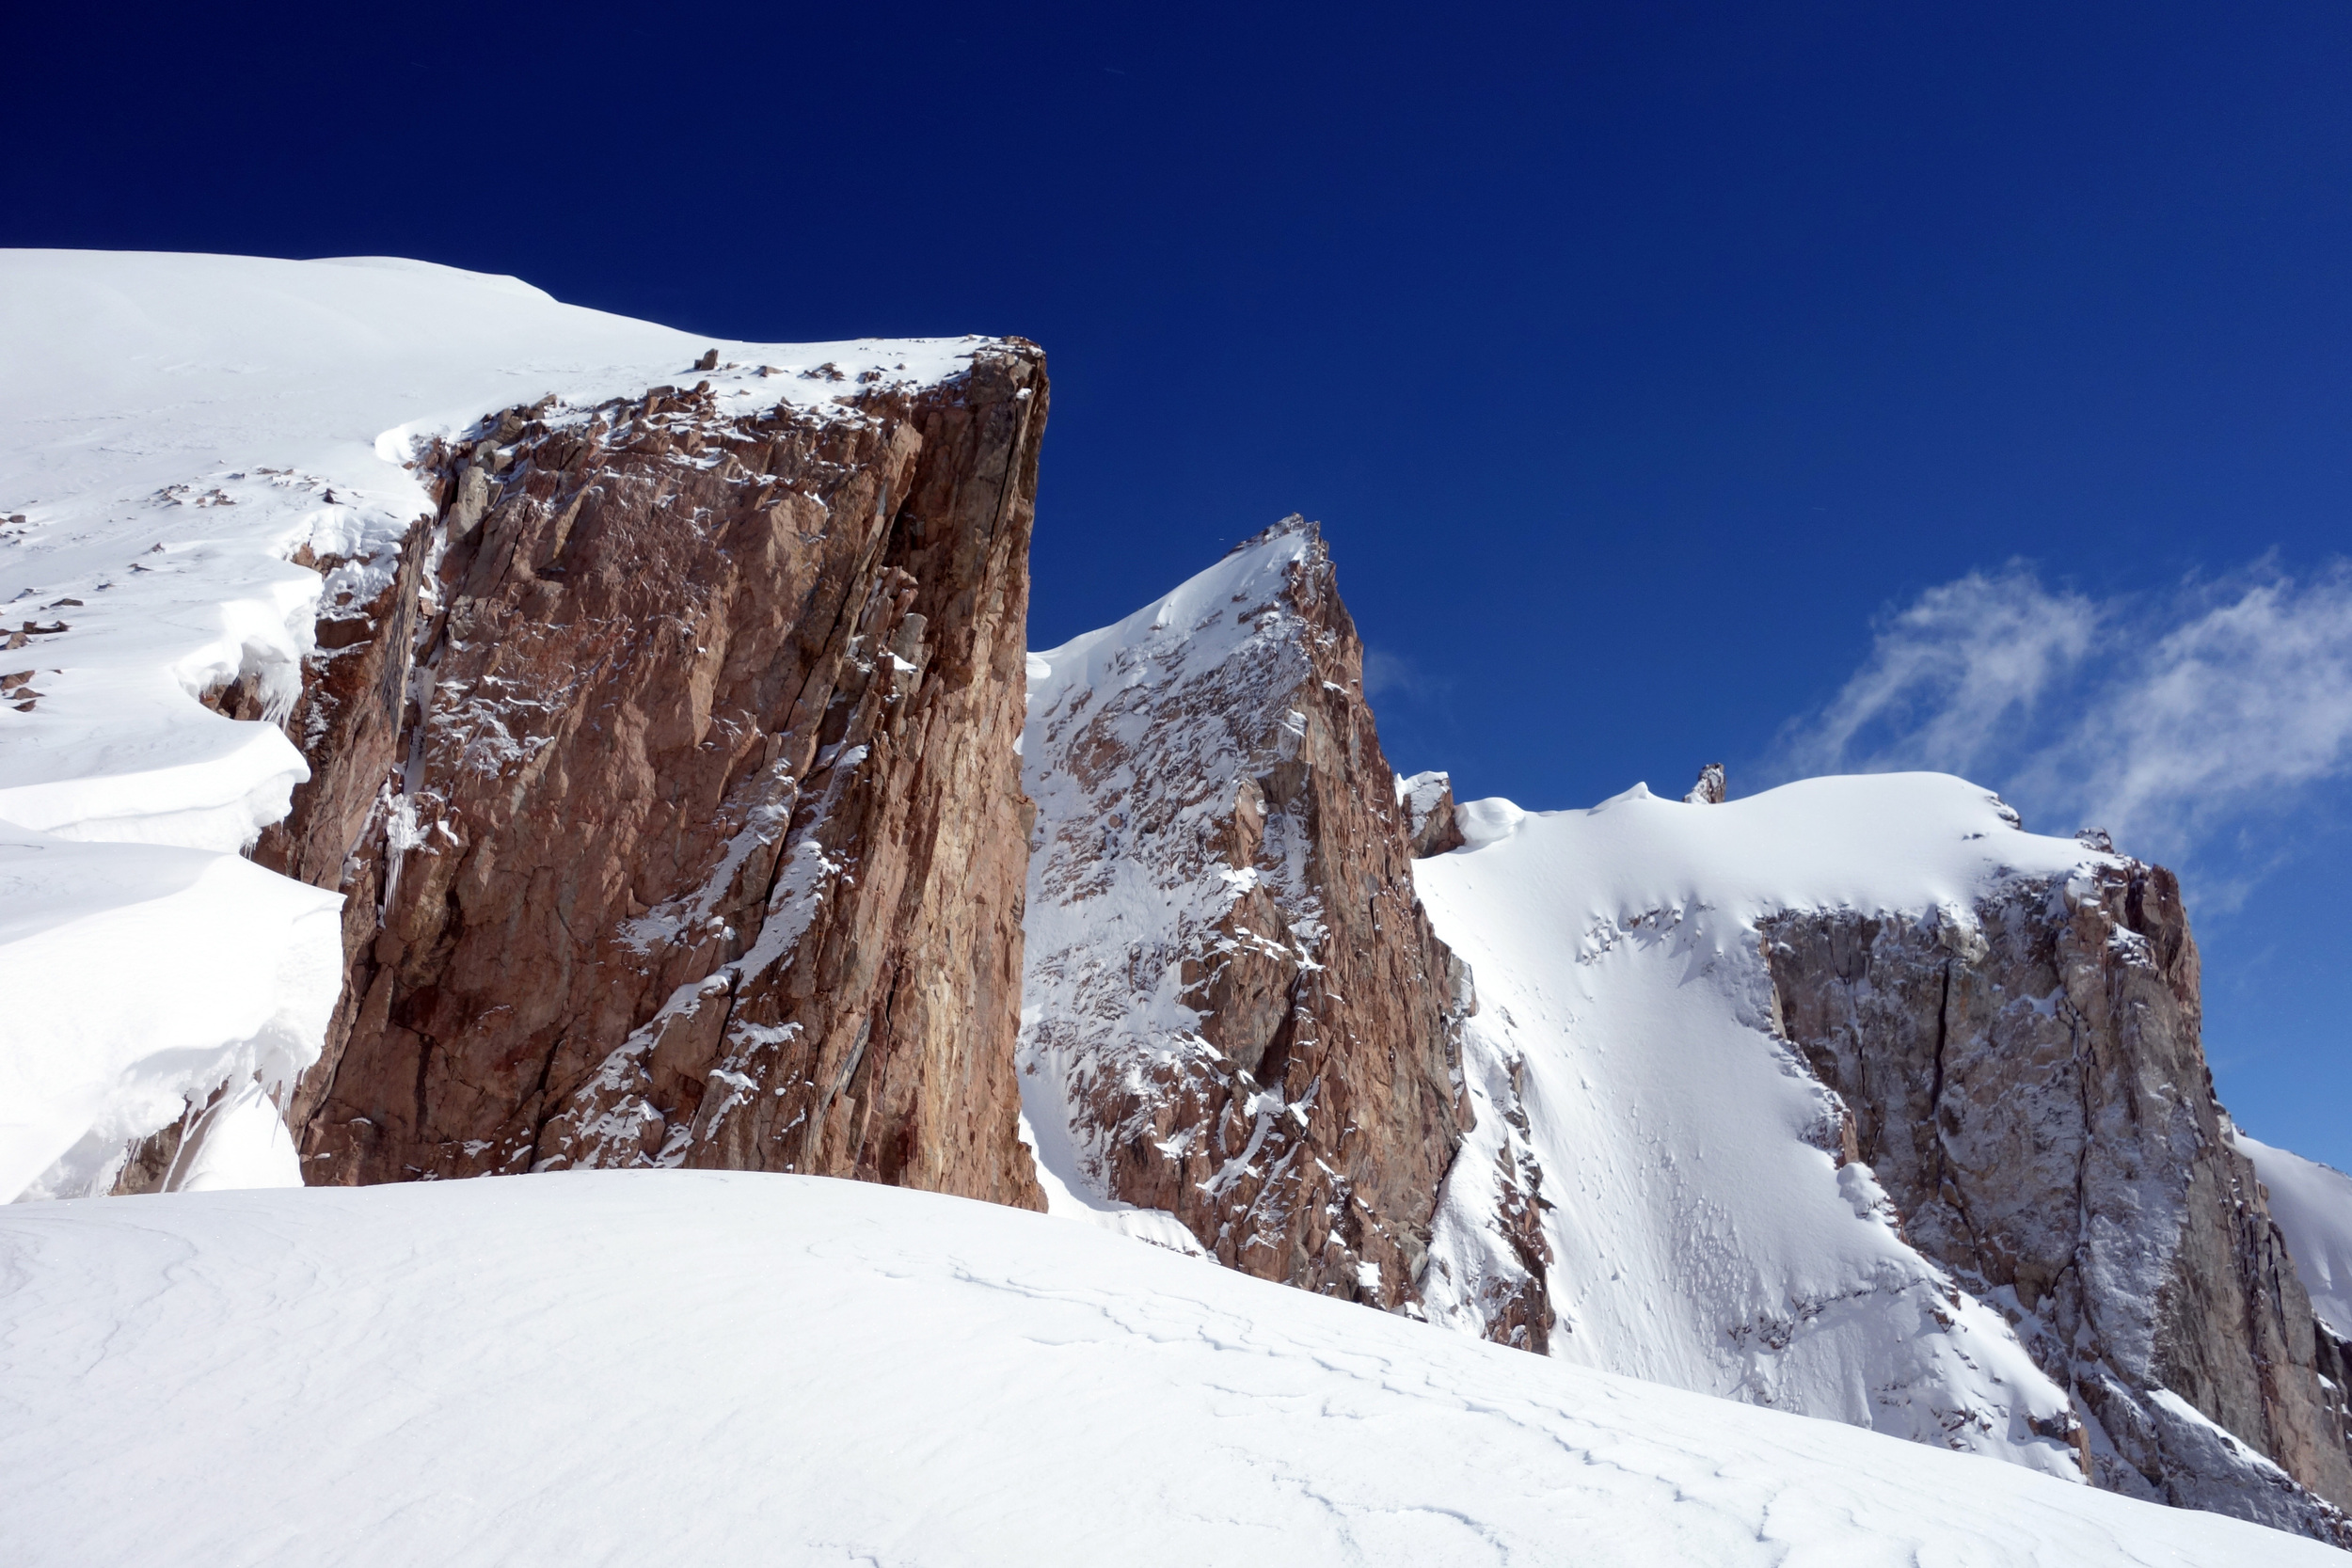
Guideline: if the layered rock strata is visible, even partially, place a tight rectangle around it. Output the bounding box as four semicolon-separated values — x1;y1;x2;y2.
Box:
1766;856;2352;1543
268;351;1047;1208
1020;518;1474;1310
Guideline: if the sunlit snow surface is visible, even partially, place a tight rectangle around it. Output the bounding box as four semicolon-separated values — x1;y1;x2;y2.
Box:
0;249;994;1199
0;1171;2325;1568
0;825;336;1198
1414;775;2112;1476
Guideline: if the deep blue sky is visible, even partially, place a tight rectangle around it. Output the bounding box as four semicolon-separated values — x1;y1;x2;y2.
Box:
12;3;2352;1164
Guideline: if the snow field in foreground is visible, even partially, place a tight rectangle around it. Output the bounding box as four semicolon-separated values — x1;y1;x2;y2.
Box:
0;1171;2328;1567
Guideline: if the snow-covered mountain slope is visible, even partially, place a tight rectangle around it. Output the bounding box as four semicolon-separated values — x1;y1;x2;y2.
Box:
1414;776;2090;1478
1013;522;2350;1537
1;1172;2328;1568
1415;773;2352;1541
1759;838;2352;1530
2238;1131;2352;1340
0;250;1013;1203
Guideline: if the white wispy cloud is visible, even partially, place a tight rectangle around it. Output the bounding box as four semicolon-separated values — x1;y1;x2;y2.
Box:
1363;646;1451;703
1771;560;2352;877
1775;564;2102;784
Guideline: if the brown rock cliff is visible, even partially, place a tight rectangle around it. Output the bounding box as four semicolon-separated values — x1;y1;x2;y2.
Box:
260;348;1045;1209
1020;518;1472;1309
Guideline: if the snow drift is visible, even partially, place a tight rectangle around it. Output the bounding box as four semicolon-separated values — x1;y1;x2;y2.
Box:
0;1170;2328;1568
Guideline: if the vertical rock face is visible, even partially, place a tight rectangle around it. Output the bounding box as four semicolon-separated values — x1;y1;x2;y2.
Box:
1021;518;1471;1308
277;349;1047;1210
1765;858;2352;1543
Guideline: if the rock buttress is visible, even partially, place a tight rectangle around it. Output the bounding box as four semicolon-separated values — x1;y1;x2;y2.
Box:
280;348;1047;1210
1763;860;2352;1545
1021;517;1473;1309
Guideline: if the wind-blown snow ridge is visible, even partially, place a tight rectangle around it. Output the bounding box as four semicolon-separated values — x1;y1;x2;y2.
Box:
0;248;1004;1201
0;1171;2326;1567
1417;773;2111;1478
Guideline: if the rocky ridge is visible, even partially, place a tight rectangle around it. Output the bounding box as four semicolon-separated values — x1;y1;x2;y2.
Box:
1018;518;1477;1310
1396;768;1469;858
1015;529;2352;1544
246;349;1047;1207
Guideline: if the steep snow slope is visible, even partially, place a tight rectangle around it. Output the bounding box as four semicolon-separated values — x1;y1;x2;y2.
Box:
2238;1130;2352;1340
1413;776;2098;1478
1;1172;2327;1568
0;249;997;1201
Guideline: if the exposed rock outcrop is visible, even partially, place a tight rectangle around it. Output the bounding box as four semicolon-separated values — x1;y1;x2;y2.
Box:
1684;762;1726;805
1765;857;2352;1544
1397;769;1468;858
1021;518;1473;1310
269;350;1047;1209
